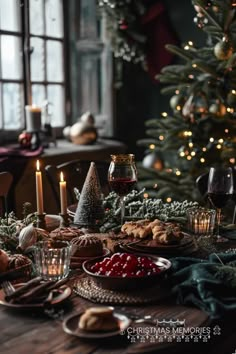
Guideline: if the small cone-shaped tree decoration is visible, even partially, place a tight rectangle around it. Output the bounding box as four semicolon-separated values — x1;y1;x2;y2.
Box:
74;162;105;228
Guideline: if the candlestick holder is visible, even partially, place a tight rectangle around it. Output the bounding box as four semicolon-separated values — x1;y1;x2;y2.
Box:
187;207;216;237
59;213;71;227
36;212;46;229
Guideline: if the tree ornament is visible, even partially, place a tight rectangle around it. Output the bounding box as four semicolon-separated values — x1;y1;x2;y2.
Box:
209;101;227;117
170;94;185;111
214;38;233;60
18;131;32;148
74;162;105;229
142;152;164;171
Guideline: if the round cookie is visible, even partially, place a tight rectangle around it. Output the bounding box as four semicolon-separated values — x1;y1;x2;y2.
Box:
71;235;103;257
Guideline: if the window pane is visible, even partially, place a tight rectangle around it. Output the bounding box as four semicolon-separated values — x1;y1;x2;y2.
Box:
1;35;22;80
32;84;46;106
80;0;98;38
30;37;45;82
46;40;63;82
78;54;100;115
3;83;24;130
47;85;65;126
0;0;21;32
45;0;63;38
30;0;44;35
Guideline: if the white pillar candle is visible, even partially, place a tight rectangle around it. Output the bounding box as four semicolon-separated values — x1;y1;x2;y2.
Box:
59;172;67;215
35;160;44;214
25;105;42;132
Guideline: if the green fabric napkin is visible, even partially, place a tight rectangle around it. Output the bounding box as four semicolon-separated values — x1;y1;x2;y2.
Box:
170;253;236;319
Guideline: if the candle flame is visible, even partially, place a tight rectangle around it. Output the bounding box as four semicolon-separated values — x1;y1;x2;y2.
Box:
36;160;40;171
60;172;64;182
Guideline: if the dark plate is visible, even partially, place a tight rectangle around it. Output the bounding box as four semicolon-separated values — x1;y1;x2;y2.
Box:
0;283;72;309
82;254;171;291
124;233;195;255
62;311;131;339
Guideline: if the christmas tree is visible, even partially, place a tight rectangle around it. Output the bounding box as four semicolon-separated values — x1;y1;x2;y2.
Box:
138;0;236;202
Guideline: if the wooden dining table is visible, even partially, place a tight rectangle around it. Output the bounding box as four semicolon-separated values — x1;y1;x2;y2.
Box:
0;266;236;354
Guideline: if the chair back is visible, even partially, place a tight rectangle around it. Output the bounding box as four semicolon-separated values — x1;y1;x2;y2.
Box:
45;160;110;211
0;171;13;216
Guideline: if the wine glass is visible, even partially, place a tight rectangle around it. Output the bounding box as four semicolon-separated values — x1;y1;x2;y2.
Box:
108;154;137;224
207;167;233;242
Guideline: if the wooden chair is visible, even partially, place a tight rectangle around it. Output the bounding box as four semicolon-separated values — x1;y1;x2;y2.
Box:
0;171;13;217
44;160;110;211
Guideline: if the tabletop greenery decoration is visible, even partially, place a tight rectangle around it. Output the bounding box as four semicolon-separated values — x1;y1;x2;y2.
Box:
75;187;199;232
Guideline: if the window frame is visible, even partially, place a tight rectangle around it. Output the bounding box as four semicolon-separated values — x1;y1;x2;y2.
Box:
0;0;69;142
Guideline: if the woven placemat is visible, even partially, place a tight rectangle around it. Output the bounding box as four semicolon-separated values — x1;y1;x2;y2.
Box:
73;276;169;305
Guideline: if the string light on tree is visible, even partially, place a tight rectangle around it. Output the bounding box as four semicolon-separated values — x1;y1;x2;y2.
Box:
138;0;236;202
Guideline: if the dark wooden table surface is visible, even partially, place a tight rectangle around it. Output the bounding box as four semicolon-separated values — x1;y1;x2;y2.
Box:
0;272;235;354
1;237;236;354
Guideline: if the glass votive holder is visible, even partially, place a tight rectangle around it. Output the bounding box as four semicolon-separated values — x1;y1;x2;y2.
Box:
34;240;71;281
187;207;216;237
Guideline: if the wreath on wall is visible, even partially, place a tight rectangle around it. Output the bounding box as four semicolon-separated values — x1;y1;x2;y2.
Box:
97;0;178;81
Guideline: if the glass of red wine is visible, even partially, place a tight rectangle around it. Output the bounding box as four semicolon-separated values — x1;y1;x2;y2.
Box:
207;167;233;242
108;154;137;224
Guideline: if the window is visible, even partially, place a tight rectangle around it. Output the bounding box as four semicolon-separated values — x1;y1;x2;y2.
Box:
0;0;113;142
0;0;66;140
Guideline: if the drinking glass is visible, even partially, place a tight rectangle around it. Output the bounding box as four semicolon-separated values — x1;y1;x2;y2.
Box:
207;167;233;242
34;240;71;280
108;154;137;224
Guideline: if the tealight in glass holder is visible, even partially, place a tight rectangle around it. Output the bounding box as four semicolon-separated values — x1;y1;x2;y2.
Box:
34;240;71;281
187;207;216;237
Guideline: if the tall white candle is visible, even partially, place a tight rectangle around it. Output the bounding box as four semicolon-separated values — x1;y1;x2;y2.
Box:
59;172;67;215
25;105;42;132
36;160;44;214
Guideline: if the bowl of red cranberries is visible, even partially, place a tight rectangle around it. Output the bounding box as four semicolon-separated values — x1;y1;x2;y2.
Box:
82;252;171;290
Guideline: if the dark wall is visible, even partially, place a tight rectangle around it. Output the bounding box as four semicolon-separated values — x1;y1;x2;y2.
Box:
114;0;205;160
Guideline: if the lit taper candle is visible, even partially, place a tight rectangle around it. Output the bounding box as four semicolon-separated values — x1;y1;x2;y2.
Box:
59;172;67;215
35;160;44;214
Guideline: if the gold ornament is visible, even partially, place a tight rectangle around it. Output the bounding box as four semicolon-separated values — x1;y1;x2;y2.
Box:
214;38;233;60
209;102;227;117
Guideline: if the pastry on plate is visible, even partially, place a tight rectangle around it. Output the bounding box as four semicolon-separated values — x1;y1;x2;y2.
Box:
78;307;119;332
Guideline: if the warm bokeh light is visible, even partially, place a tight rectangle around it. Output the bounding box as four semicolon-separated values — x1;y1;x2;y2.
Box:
36;160;40;171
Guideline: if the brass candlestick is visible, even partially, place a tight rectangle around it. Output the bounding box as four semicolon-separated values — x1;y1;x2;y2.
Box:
36;212;46;229
59;213;71;227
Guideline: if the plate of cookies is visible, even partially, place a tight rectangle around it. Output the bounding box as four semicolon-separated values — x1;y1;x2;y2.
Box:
63;306;131;338
120;219;197;256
